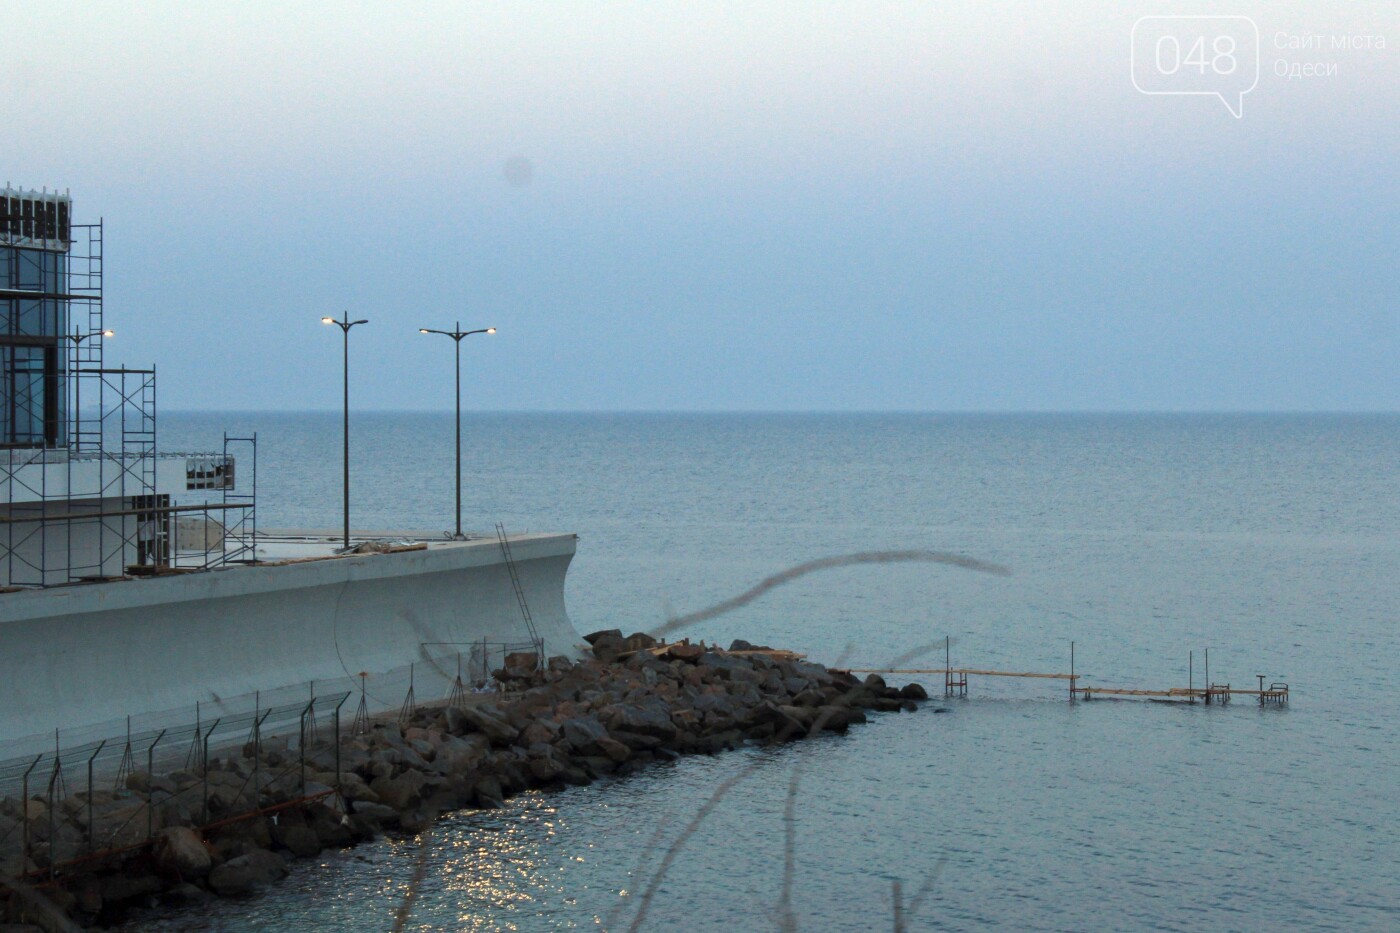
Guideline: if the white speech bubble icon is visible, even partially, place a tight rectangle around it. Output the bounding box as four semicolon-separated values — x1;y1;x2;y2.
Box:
1132;15;1260;118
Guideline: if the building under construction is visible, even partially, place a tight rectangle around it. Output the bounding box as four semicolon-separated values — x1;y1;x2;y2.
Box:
0;186;257;587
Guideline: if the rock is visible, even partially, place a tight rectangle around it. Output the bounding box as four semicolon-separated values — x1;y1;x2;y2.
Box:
337;771;378;803
472;776;505;808
98;870;163;905
899;682;929;700
153;826;213;879
437;733;491;772
624;632;658;651
372;722;404;747
163;882;212;904
610;729;662;750
503;651;539;671
74;878;103;915
590;632;626;663
309;810;355;849
560;716;610;755
863;673;888;693
777;705;817;731
595;736;632;763
547;656;575;673
812;705;853;732
604;698;678;741
450;704;520;745
752;702;807;739
527;754;565;783
207;848;288;896
520;720;562;747
666;643;705;662
278;824;323;859
349;801;400;829
370;771;426;811
583;629;623;646
444;705;472;735
398;809;437;834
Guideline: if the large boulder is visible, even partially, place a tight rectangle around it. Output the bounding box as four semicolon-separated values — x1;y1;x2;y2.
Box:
99;870;163;905
472;776;505;808
560;715;610;755
348;801;400;829
590;632;627;663
207;848;288;896
437;733;491;773
583;629;623;646
603;698;678;741
371;770;430;811
525;746;566;783
595;736;632;763
447;704;520;745
152;826;212;879
623;632;658;652
519;720;562;747
276;824;323;859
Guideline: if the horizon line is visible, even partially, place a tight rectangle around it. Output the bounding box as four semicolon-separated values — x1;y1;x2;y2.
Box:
157;407;1400;416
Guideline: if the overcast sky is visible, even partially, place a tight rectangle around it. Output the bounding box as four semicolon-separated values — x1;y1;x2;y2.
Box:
5;1;1397;411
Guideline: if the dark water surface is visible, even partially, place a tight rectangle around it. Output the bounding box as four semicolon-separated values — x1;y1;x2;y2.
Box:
139;412;1399;931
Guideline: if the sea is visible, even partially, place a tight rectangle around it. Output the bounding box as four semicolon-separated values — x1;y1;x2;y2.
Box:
132;411;1398;932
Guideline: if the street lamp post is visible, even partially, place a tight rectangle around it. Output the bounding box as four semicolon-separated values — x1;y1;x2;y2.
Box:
418;323;495;539
68;327;113;449
323;314;369;550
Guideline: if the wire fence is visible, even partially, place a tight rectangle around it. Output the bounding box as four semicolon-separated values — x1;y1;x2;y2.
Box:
0;636;544;879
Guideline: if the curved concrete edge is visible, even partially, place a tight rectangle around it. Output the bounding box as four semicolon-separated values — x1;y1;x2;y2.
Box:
0;533;582;754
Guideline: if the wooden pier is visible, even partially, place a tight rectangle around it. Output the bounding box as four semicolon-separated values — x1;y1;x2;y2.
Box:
846;640;1289;706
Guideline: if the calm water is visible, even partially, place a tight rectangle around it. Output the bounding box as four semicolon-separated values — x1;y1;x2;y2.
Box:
142;412;1399;931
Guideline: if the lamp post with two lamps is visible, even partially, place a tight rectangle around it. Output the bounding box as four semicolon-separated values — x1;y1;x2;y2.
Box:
322;313;369;550
418;324;495;540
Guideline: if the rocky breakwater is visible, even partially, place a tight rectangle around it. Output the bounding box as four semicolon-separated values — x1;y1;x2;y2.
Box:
1;634;928;930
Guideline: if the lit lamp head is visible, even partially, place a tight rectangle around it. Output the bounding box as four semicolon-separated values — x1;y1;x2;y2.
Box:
419;329;430;334
102;330;114;337
486;327;497;334
321;317;336;324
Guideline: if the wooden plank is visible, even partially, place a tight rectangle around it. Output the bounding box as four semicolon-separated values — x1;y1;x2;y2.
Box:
847;668;1076;679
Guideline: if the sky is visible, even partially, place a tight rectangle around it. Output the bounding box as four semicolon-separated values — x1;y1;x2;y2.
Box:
4;0;1397;411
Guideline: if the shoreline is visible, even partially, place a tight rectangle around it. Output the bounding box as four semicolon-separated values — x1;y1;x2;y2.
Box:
1;634;929;930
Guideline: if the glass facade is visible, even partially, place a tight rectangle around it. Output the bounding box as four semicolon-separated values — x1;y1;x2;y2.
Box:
0;243;68;447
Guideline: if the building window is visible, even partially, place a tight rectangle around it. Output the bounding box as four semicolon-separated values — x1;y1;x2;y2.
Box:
0;245;67;447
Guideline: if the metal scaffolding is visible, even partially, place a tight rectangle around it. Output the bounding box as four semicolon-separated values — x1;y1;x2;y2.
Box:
0;192;255;587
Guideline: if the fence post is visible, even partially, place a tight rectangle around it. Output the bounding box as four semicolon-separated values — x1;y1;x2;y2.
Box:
398;662;417;726
201;718;221;824
252;709;271;810
20;755;40;872
146;730;166;842
46;733;62;879
299;698;316;797
85;740;106;854
333;694;348;802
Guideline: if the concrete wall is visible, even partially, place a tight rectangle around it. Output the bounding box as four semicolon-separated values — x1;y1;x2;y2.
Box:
0;498;136;587
0;533;580;757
